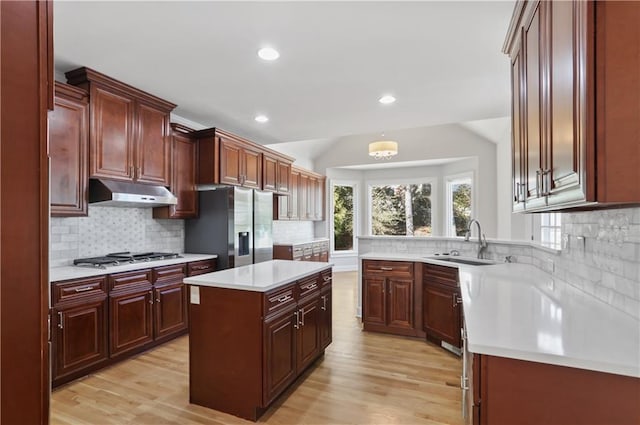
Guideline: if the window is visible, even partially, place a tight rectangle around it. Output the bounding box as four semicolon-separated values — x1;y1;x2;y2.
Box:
445;174;473;237
368;181;433;236
540;213;562;250
331;182;356;252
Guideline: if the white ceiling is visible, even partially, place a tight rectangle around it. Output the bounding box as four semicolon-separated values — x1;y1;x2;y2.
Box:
339;157;470;170
54;1;515;147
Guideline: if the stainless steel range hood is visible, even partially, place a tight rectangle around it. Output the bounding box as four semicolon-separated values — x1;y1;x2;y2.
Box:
89;179;178;208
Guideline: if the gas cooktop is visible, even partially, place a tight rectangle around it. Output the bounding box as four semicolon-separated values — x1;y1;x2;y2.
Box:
73;252;182;269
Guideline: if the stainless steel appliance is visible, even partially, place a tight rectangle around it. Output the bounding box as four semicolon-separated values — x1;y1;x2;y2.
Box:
184;186;273;270
89;179;178;208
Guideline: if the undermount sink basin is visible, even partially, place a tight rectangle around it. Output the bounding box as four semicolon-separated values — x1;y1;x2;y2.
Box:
426;257;495;266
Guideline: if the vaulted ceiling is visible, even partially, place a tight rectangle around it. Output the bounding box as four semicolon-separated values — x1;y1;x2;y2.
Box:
54;1;515;149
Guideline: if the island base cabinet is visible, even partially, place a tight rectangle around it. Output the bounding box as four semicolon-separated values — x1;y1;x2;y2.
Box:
263;307;297;406
188;267;332;421
470;354;640;425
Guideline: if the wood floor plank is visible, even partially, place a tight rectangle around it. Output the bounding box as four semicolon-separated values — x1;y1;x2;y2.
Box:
51;271;463;424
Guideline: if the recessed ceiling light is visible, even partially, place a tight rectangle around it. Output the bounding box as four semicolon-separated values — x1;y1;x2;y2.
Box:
258;47;280;61
379;95;396;105
255;115;269;123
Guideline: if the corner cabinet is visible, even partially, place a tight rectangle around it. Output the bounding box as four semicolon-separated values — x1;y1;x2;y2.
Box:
362;260;424;338
504;0;640;211
49;82;89;217
65;67;176;185
423;264;462;349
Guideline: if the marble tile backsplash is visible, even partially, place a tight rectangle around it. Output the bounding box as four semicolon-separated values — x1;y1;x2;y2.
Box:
358;207;640;319
50;206;184;267
272;220;315;243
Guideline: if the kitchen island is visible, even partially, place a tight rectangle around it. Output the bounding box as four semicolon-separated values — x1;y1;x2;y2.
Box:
184;260;333;421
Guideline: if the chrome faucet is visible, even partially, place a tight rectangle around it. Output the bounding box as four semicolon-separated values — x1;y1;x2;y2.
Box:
464;219;488;259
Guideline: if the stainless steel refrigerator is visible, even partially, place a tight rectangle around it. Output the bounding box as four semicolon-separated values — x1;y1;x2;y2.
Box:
185;186;273;270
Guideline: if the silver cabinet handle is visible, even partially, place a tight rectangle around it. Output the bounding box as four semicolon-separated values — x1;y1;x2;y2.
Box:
299;308;305;326
380;267;393;271
321;295;327;311
74;286;94;293
148;290;154;304
452;293;458;307
58;311;63;330
303;283;317;290
323;276;332;282
294;311;299;329
276;295;292;303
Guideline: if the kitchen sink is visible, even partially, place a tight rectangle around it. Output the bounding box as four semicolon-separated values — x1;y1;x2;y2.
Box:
426;257;495;266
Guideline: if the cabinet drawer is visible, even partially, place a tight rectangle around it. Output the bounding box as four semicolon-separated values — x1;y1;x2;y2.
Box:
424;264;459;287
53;276;107;305
187;259;216;276
153;264;185;284
320;269;332;288
264;284;296;318
292;247;303;260
109;269;152;293
297;274;320;299
364;260;414;278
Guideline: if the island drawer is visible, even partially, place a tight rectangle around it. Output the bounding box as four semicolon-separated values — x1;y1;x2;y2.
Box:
52;275;107;305
320;269;332;287
297;274;320;299
424;264;459;287
264;284;296;317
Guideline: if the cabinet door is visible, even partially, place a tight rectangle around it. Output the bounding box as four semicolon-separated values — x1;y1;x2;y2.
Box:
219;137;242;185
90;86;135;181
242;146;262;189
53;298;108;381
289;169;300;220
546;0;586;205
297;297;321;372
319;290;332;350
510;39;525;211
109;289;154;357
263;154;277;192
387;278;414;331
523;2;545;207
299;173;309;220
263;308;297;405
363;276;386;326
135;102;170;185
168;132;197;218
307;176;317;220
154;283;187;340
50;88;88;217
276;161;291;194
423;283;461;348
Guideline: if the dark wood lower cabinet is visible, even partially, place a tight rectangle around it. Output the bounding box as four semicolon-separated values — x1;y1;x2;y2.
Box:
423;282;461;348
154;283;188;340
52;260;202;387
363;276;386;326
109;288;154;357
468;354;640;425
319;288;332;350
53;298;108;384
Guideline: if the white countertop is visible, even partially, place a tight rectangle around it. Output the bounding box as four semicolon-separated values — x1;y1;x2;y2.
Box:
273;237;330;246
184;259;333;292
360;252;640;378
50;254;217;282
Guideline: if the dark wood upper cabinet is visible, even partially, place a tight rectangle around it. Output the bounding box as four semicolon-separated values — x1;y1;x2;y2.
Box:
263;151;293;195
65;67;176;186
153;124;198;219
50;82;89;217
218;134;262;189
504;0;640;211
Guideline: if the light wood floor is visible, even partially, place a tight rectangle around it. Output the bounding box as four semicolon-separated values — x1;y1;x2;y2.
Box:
51;272;463;425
